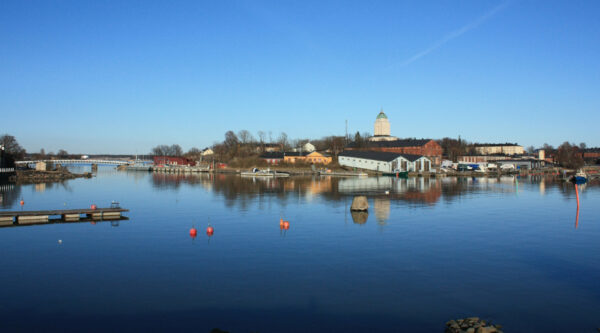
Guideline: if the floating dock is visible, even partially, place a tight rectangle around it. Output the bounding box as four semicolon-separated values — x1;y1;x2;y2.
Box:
0;207;129;227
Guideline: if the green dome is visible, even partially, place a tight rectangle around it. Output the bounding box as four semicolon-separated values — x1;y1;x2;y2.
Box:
376;111;387;119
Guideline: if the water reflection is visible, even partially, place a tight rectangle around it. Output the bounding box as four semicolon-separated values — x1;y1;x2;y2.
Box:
0;183;20;208
147;173;598;208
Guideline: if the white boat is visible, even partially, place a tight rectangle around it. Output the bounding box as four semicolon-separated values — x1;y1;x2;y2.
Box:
240;168;290;177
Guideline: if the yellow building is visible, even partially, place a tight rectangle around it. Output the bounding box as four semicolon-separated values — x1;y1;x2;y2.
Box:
473;144;524;155
283;151;332;165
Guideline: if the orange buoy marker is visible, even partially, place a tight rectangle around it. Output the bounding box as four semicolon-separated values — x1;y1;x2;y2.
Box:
20;198;24;206
279;218;284;228
189;227;197;238
283;221;290;230
206;225;214;237
90;204;97;210
575;184;580;207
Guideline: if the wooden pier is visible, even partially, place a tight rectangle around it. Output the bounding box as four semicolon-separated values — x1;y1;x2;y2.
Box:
0;207;129;227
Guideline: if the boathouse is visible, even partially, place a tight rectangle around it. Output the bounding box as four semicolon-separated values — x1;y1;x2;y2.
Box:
153;156;196;166
345;111;443;165
338;150;432;173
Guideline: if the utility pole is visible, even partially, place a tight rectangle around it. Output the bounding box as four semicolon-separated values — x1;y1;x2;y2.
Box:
345;119;348;144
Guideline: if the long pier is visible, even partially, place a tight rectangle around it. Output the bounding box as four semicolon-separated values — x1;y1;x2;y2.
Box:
0;207;129;227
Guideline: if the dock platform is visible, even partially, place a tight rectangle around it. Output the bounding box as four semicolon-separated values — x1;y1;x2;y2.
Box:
0;207;129;227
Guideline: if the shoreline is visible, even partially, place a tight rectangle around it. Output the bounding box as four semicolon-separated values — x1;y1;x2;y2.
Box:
8;169;92;184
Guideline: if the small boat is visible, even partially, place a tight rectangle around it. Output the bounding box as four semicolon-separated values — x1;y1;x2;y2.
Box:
570;171;588;184
241;168;290;177
382;170;408;178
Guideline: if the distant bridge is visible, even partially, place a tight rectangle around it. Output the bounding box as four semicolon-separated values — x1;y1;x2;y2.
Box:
15;159;134;166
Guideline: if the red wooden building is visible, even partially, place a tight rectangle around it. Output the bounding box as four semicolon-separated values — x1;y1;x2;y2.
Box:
153;156;196;166
346;139;443;166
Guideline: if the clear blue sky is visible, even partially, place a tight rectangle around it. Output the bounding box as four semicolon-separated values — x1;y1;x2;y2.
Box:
1;0;599;154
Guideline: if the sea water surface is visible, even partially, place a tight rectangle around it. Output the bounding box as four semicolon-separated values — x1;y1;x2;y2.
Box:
0;167;599;332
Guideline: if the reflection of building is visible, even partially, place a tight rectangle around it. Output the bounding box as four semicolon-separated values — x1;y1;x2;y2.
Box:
35;183;46;192
338;176;442;205
373;198;390;225
339;150;432;172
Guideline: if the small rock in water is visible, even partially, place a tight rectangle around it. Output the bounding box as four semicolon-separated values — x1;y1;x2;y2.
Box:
350;196;369;211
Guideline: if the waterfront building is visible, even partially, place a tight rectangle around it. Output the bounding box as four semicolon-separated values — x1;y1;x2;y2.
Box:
201;148;214;157
338;150;432;173
263;143;283;152
153;156;196;166
283;151;332;165
347;110;443;165
473;143;524;155
260;152;284;164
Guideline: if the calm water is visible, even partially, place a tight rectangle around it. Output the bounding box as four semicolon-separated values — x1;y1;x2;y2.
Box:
1;167;599;332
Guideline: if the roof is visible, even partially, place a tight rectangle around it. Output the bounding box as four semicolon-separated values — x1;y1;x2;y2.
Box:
346;138;433;149
474;143;521;147
339;150;424;162
284;151;310;157
376;111;388;119
583;147;600;152
260;152;284;159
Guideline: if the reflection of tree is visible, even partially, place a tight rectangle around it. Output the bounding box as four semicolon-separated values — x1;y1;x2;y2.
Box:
148;173;598;211
0;184;21;209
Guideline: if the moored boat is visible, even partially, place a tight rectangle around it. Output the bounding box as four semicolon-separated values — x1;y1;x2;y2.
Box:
570;171;588;184
241;168;290;177
382;170;408;178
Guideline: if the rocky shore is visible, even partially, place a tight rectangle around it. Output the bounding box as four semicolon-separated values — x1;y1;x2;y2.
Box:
10;169;92;184
445;317;503;333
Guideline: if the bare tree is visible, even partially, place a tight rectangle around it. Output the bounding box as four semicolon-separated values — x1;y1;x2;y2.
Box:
238;130;254;145
277;132;289;150
0;134;26;159
151;144;183;156
579;142;587;150
526;146;535;154
557;142;584;169
257;131;266;144
57;149;69;158
184;147;202;160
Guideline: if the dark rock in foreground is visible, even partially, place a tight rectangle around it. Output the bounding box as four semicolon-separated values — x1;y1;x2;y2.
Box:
445;317;504;333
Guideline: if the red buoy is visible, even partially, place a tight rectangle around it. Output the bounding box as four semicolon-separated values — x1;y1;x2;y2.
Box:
90;204;97;210
206;225;214;236
283;221;290;230
189;227;197;238
20;199;24;206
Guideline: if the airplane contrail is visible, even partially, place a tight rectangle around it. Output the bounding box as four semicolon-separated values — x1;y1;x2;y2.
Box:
398;1;511;67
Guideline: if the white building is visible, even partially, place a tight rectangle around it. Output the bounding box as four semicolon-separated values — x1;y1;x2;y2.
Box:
338;150;432;173
302;142;316;153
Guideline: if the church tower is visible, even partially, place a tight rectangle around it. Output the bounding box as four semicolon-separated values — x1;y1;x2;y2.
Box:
369;109;398;142
374;110;391;136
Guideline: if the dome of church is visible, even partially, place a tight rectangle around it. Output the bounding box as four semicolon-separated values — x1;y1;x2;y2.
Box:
376;111;388;119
